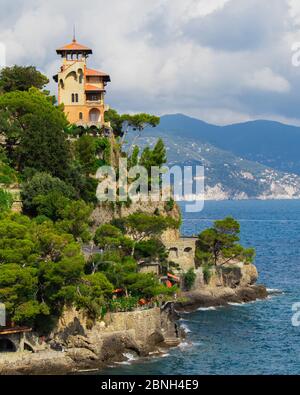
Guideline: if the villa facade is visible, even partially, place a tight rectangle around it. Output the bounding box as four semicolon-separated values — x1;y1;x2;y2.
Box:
53;37;111;127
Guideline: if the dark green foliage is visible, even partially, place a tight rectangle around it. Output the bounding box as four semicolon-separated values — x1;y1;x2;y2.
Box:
0;89;70;179
202;264;213;284
116;212;178;256
74;135;97;175
105;108;160;154
0;65;49;93
0;212;112;329
196;217;255;266
0;189;13;211
140;138;167;171
21;172;75;215
55;200;93;242
182;268;196;290
93;224;133;256
0;160;18;185
165;198;175;212
134;238;167;261
104;109;124;136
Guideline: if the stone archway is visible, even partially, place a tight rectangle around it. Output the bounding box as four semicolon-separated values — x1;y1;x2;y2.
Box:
89;108;100;123
0;338;16;352
169;247;179;260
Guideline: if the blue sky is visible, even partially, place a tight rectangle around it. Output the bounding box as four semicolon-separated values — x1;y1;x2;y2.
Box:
1;0;300;125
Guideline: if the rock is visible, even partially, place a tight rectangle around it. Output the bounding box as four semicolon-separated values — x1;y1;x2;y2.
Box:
175;284;268;312
241;264;259;286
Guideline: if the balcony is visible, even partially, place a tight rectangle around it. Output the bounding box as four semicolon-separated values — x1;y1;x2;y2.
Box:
86;99;104;106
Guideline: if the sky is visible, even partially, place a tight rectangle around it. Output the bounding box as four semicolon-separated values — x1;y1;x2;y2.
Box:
1;0;300;125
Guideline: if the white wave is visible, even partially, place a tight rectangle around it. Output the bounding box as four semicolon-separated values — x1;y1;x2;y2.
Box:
197;306;217;311
116;361;131;365
228;302;246;306
123;352;137;362
267;288;283;294
148;350;160;356
180;323;191;333
178;341;192;349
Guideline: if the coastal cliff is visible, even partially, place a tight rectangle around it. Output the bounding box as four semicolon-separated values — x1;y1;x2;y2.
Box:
0;304;181;375
175;263;268;312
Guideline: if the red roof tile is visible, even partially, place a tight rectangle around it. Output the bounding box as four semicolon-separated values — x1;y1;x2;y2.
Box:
57;39;92;54
85;68;111;82
85;84;105;92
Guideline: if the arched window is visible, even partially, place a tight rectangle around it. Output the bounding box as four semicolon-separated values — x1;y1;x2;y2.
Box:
79;112;83;120
71;93;75;103
75;93;79;102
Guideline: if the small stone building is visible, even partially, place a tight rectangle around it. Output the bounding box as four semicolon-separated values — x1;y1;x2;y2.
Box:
0;327;34;353
163;237;197;272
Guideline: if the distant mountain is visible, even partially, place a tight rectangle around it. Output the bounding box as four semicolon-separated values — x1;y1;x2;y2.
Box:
157;114;300;175
137;115;300;200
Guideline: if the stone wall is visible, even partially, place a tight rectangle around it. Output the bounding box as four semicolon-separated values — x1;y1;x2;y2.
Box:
102;307;162;344
163;237;197;272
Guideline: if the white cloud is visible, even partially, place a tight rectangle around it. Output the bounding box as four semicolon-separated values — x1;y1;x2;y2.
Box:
244;68;291;93
0;0;299;125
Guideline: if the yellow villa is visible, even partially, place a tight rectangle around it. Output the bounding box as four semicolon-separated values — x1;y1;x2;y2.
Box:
53;36;111;127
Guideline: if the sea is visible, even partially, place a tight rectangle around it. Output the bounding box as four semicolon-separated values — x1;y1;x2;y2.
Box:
99;200;300;375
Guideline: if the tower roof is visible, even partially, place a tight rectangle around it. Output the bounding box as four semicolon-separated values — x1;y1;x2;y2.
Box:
85;68;111;82
85;84;106;92
56;39;92;54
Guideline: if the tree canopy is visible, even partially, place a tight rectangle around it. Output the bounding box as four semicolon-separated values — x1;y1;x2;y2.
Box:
0;88;70;178
0;66;49;93
196;216;255;266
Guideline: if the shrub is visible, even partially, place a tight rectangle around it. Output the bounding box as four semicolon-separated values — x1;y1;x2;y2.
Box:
0;189;13;211
182;268;196;290
202;264;213;284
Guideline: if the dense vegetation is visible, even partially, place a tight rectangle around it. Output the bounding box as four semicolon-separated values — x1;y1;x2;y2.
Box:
0;66;178;332
0;66;254;333
196;216;255;267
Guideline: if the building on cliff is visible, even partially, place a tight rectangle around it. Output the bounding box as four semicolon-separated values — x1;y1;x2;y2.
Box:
53;34;111;128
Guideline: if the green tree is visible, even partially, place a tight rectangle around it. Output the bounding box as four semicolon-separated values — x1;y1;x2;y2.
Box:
182;268;196;290
0;189;13;211
21;172;75;215
104;108;160;150
196;217;255;266
0;66;49;93
74;135;97;175
56;200;93;242
0;88;70;178
121;212;177;256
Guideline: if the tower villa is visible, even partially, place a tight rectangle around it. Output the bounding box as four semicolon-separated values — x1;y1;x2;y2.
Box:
53;37;111;127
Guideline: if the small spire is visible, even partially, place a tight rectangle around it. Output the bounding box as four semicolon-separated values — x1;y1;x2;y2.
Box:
73;25;76;42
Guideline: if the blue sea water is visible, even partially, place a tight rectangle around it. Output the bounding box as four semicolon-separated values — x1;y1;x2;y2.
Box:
101;200;300;375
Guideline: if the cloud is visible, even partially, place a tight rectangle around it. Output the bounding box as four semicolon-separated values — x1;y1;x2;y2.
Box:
0;0;299;125
184;0;288;51
244;68;291;93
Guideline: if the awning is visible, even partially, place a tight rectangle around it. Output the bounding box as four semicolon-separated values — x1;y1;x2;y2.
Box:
167;273;180;282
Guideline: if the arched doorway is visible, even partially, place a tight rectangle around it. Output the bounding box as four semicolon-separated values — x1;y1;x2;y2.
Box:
0;338;16;352
169;247;179;260
89;108;100;123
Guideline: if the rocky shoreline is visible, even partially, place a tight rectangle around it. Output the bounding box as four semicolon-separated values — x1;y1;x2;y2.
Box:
0;304;182;375
175;284;268;312
0;284;270;375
